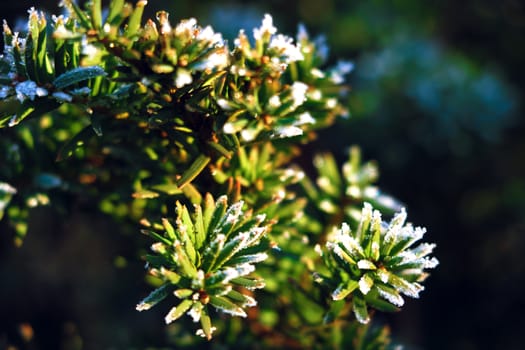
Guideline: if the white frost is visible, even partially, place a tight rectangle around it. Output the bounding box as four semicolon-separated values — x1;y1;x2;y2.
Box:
0;86;11;99
135;301;152;311
240;128;258;142
296;112;315;125
269;34;304;62
423;257;440;269
296;23;309;42
52;91;73;102
334;227;365;259
377;287;404;307
175;69;193;88
0;182;16;194
253;14;277;40
188;303;202;322
325;98;337;109
15;80;38;102
329;60;354;84
268;95;281;108
310;68;325;79
225;201;244;224
358;274;373;295
196;326;217;338
273;125;303;138
217;98;234;111
290;81;308;107
197;25;223;45
175;18;197;37
357;259;376;270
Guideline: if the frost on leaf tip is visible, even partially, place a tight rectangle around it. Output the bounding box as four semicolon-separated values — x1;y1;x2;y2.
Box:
137;195;271;338
253;14;277;40
135;302;151;311
322;203;438;323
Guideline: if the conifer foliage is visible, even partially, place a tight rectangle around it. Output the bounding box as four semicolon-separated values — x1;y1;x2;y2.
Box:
0;1;438;347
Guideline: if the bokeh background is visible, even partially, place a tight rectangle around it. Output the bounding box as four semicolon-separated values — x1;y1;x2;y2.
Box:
1;0;524;349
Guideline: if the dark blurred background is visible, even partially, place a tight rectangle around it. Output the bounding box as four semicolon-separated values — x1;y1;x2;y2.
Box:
1;0;524;349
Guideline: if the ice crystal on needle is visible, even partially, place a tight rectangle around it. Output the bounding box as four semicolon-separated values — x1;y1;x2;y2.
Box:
321;203;438;324
136;195;272;340
253;14;277;40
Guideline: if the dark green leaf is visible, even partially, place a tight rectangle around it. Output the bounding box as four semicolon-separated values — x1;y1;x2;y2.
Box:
0;98;21;128
136;283;174;311
24;32;37;82
177;154;211;188
56;125;95;161
141;229;172;246
144;254;171;268
323;299;345;324
352;294;370;324
365;287;401;312
34;173;62;189
53;66;107;89
210;233;247;270
36;16;53;83
12;38;26;78
7;98;60;128
206;140;233;159
90;113;104;136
